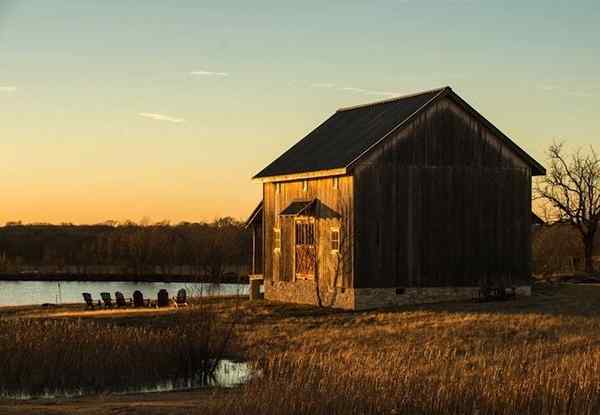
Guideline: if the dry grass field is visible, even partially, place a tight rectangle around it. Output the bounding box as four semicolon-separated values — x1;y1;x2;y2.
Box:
2;283;600;414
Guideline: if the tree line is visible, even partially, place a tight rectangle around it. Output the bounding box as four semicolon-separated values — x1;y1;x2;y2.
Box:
0;218;250;281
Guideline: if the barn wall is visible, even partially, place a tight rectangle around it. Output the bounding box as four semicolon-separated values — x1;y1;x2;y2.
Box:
262;175;354;292
250;222;263;275
353;97;533;289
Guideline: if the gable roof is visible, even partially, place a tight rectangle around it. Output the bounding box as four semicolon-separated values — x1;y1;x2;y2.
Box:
253;87;545;179
244;200;263;229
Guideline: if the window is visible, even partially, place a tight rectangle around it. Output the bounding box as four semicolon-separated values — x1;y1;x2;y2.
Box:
302;180;308;192
330;228;340;252
295;221;315;245
273;228;281;252
333;177;339;190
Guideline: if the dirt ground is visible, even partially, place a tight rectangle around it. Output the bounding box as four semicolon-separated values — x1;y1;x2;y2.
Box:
0;388;233;415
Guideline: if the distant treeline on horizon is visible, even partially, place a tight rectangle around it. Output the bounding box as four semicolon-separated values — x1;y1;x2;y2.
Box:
0;218;250;280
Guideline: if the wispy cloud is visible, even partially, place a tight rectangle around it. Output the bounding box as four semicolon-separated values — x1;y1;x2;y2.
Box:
566;89;593;98
536;83;595;97
341;86;367;93
311;82;399;98
311;82;336;88
0;86;16;92
339;86;400;97
138;113;184;123
190;70;229;77
537;84;559;92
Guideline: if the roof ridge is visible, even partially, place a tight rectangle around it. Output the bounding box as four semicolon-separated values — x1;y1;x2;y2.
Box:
336;86;451;112
344;87;450;169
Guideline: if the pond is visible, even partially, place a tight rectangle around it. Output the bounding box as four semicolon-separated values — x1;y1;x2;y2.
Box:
2;359;252;400
0;281;249;307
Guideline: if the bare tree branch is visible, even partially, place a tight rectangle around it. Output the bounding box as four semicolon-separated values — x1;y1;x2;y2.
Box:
534;141;600;273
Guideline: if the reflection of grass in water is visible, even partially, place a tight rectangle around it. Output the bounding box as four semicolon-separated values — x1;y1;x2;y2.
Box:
0;308;237;398
3;360;251;400
186;283;246;299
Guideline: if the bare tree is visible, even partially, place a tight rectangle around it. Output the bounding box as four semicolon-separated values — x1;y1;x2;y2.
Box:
310;196;352;308
534;142;600;273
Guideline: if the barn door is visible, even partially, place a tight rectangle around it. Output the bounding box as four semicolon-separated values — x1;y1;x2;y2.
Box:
294;218;316;279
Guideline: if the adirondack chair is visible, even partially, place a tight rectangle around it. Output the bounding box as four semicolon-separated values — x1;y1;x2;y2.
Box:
157;289;170;307
132;290;149;307
82;293;95;309
115;291;130;307
174;289;188;307
100;292;114;308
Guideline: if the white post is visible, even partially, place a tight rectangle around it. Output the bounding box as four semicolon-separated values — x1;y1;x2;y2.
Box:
252;226;256;275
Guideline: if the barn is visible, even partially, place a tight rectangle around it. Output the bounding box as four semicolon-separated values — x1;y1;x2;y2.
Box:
246;86;545;310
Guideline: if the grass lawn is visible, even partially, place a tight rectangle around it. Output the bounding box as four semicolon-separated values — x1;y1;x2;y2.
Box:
2;283;600;414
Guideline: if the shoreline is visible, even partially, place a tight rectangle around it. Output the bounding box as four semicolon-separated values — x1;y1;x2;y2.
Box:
0;273;249;284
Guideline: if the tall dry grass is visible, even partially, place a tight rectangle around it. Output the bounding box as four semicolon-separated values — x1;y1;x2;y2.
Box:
220;342;600;415
4;286;600;414
0;308;235;397
212;285;600;415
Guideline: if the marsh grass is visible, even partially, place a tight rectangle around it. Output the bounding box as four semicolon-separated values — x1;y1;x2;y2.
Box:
0;306;237;398
210;285;600;415
4;285;600;414
220;344;600;415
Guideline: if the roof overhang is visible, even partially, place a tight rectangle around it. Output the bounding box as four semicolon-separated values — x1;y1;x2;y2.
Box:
244;200;263;229
253;168;347;183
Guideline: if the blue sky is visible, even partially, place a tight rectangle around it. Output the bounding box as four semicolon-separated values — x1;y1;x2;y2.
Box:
1;0;599;223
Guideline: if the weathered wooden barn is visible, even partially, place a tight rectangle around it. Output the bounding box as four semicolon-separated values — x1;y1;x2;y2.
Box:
247;87;545;309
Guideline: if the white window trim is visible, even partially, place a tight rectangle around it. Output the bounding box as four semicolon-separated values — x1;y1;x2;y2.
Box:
273;227;281;253
330;227;340;253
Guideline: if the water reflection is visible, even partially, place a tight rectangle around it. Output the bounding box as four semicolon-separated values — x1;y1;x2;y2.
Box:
1;359;251;400
0;281;249;307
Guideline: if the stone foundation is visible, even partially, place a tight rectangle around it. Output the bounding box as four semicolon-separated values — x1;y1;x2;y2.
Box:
265;280;356;309
265;280;532;310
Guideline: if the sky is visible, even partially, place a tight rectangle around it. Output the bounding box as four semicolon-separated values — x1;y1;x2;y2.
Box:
1;0;599;224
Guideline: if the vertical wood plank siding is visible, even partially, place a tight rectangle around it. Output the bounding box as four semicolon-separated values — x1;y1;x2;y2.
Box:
353;97;532;288
263;176;353;288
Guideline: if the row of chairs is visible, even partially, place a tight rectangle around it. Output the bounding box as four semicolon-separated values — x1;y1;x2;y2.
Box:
82;288;188;309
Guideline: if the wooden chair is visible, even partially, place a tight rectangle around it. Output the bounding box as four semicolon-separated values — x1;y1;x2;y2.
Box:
133;290;149;307
477;285;516;302
82;293;95;309
115;291;131;307
157;289;170;307
174;289;188;308
100;292;114;308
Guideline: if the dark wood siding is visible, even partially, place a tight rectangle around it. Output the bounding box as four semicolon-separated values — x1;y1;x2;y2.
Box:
250;221;263;275
353;97;532;288
263;176;353;288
